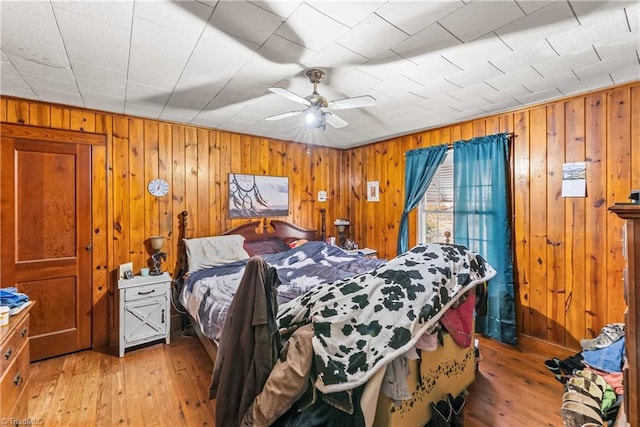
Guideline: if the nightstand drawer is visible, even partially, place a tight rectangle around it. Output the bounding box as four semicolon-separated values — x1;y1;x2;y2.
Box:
125;283;167;302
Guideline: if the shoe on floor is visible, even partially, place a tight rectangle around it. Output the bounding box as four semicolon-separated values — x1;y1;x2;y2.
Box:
566;377;603;406
561;401;604;427
563;391;601;414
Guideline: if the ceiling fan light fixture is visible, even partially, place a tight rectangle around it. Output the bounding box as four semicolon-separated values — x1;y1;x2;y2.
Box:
304;106;325;130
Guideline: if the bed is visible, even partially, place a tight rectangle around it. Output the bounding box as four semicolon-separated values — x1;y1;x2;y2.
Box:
172;210;495;427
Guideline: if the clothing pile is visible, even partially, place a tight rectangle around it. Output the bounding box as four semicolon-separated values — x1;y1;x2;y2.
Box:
0;287;30;315
545;323;626;427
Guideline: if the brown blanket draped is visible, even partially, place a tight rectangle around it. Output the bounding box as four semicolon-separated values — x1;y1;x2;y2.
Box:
210;256;282;427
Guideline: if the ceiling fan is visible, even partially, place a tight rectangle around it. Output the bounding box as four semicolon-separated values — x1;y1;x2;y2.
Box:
265;68;376;130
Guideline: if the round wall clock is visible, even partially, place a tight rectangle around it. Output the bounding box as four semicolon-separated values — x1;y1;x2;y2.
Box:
147;178;169;197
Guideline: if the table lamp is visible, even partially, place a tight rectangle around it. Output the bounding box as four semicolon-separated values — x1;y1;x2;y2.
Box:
149;236;166;276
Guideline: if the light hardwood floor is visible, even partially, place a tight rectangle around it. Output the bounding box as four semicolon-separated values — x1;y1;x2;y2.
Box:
25;331;566;426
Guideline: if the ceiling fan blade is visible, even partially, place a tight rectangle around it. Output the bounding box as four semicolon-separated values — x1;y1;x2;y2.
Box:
268;87;311;107
324;112;348;129
265;110;304;121
327;95;376;110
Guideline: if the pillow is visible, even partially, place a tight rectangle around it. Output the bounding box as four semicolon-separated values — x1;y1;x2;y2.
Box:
290;239;309;248
184;234;250;273
244;237;290;256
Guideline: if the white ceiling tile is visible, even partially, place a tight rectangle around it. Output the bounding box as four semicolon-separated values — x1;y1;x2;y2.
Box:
1;72;31;92
131;17;198;62
210;1;283;46
533;48;600;78
375;0;465;36
440;34;511;71
185;27;258;77
23;74;78;93
490;42;558;73
76;78;125;98
81;92;125;112
303;42;369;73
574;52;640;81
1;2;62;47
0;85;36;99
306;1;384;28
126;82;171;104
275;3;349;52
480;97;523;113
32;88;83;107
445;63;505;88
610;64;640;84
6;55;74;82
249;1;303;19
1;34;70;69
392;23;461;64
53;0;134;31
134;0;212;37
337;14;408;60
448;82;499;102
410;79;461;99
625;2;640;30
547;7;632;56
55;9;131;54
1;1;55;20
439;0;525;43
65;40;129;72
496;1;577;50
128;46;187;78
127;66;178;90
556;73;614;97
570;1;637;24
514;87;563;105
401;55;463;84
124;102;163;119
357;51;417;81
485;66;544;91
236;36;314;84
514;1;555;15
594;33;640;60
71;63;127;87
480;84;532;103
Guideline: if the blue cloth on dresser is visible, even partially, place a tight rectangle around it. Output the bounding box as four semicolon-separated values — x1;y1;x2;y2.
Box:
0;287;29;308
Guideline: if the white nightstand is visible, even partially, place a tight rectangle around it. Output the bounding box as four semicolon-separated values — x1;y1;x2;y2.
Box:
118;272;171;357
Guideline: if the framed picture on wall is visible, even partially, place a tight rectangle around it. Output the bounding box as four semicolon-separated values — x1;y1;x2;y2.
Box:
228;173;289;218
367;181;379;202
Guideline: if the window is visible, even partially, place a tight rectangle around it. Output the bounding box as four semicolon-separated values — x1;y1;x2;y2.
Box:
418;149;454;244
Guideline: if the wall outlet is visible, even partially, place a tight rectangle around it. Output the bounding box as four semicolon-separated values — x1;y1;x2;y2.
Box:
318;190;327;202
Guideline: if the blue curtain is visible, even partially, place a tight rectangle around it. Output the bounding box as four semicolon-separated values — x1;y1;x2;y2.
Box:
397;144;448;255
453;133;516;344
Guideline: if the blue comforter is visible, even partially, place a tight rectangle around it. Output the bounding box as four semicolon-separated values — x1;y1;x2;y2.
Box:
180;241;383;340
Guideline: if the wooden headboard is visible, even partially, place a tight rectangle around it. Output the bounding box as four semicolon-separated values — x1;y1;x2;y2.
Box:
174;209;326;283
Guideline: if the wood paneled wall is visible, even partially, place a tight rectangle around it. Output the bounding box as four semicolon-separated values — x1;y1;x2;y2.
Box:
343;83;639;351
1;82;638;352
0;97;343;347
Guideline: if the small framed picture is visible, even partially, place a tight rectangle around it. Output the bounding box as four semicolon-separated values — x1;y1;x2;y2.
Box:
119;262;134;280
367;181;379;202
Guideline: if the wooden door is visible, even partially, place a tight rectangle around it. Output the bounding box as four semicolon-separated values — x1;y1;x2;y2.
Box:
1;135;92;361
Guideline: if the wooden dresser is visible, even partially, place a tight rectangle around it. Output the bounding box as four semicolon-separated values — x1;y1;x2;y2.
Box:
610;204;639;427
0;302;32;419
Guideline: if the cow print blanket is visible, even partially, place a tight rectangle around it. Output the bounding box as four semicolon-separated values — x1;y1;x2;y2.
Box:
276;243;496;393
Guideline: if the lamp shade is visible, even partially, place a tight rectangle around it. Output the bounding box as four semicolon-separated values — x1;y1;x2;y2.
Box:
149;236;164;251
